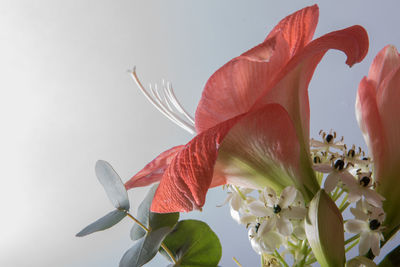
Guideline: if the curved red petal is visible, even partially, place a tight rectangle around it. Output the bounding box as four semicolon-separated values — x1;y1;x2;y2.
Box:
195;5;320;133
252;25;369;148
368;45;400;89
195;34;289;133
124;145;184;189
356;77;386;172
151;116;241;213
266;4;318;56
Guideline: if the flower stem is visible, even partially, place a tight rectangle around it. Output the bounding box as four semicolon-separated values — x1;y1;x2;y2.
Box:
345;234;359;245
345;238;360;253
339;201;350;213
233;257;243;267
125;211;177;265
233;185;246;200
274;250;289;267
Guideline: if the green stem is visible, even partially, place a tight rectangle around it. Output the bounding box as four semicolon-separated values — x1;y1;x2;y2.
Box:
126;211;177;265
345;234;359;245
334;189;346;202
233;185;246;200
274;250;289;267
345;239;360;253
339;202;350;213
331;187;340;200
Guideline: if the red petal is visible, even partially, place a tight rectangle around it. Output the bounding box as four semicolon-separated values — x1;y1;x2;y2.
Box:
124;145;184;189
368;45;400;89
252;25;369;148
195;34;289;134
265;4;318;56
151;104;319;213
151;116;241;213
218;104;319;198
195;5;320;133
356;78;386;171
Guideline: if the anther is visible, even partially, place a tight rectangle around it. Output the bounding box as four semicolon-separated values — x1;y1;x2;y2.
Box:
255;223;261;233
359;176;371;187
334;159;345;171
369;219;381;230
313;156;322;164
273;204;282;214
325;134;334;143
348;149;355;158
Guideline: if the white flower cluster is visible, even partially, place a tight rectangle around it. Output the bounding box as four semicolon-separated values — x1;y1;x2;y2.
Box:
311;130;386;257
223;130;387;266
222;185;310;264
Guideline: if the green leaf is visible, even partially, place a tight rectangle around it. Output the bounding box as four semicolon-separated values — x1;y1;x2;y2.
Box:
131;184;179;240
120;227;172;267
378;244;400;267
76;209;126;237
305;189;345;267
161;220;222;267
95;160;130;210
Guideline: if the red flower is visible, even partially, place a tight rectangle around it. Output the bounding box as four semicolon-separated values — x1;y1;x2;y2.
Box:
126;5;368;213
356;45;400;237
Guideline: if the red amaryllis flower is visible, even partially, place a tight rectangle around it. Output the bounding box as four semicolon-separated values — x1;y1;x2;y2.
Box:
356;45;400;238
126;5;368;213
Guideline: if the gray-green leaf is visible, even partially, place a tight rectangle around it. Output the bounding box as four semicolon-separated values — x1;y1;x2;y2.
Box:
161;220;222;267
120;227;172;267
305;189;345;267
95;160;130;210
76;209;126;237
131;184;179;240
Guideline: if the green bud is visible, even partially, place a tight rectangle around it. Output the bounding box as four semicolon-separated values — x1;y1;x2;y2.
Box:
305;189;345;267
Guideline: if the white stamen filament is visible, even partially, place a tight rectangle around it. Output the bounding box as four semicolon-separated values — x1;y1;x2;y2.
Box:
130;67;196;135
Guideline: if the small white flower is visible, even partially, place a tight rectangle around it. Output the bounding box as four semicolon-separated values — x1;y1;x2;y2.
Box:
310;130;345;151
248;186;306;236
345;172;385;208
313;158;355;192
344;200;385;256
248;221;283;254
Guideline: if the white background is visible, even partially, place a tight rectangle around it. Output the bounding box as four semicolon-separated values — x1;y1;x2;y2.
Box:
1;1;399;266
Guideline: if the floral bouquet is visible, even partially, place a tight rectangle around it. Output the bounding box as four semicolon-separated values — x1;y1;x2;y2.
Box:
76;5;400;267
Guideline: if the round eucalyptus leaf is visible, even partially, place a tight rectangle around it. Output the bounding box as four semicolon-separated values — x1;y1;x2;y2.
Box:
76;209;126;237
131;184;179;240
120;226;172;267
161;220;222;267
95;160;130;210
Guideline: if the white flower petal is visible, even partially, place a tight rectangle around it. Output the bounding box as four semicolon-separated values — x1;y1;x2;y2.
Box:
240;214;257;225
370;232;381;256
282;206;306;220
264;187;277;207
248;201;270;217
231;193;242;211
217;192;232;207
359;232;372;255
279;186;297;208
276;217;293;236
313;164;333;173
258;218;276;236
230;207;241;224
340;171;357;186
344;220;367;234
260;231;283;253
293;224;306;240
364;189;385;208
324;172;340;192
348;190;362;203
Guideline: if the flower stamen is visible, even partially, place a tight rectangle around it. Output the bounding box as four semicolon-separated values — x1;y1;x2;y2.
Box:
130;67;196;135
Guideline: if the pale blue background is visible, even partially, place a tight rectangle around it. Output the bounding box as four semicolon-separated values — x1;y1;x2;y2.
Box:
1;1;399;266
